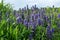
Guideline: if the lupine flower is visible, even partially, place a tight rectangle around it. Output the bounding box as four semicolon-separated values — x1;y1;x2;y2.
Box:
37;17;44;26
32;21;37;29
24;19;28;28
43;15;47;20
29;21;36;40
38;13;40;17
40;9;45;18
29;20;33;27
28;22;30;28
31;6;35;11
46;25;54;40
47;30;52;40
41;8;45;13
44;16;51;25
16;16;22;23
47;24;51;32
58;14;60;18
35;14;38;19
47;24;50;31
47;20;51;25
37;18;41;25
45;16;49;21
15;13;20;17
21;12;24;20
51;28;54;33
31;14;35;21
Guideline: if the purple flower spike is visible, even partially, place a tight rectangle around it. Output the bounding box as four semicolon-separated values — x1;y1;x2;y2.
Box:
31;14;35;21
51;28;54;33
16;16;22;23
37;18;41;25
37;18;43;26
16;13;20;17
47;24;50;30
58;14;60;18
29;20;33;25
24;19;28;27
35;14;38;19
32;22;37;29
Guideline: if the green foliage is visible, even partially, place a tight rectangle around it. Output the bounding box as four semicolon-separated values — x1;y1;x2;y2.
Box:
34;26;46;40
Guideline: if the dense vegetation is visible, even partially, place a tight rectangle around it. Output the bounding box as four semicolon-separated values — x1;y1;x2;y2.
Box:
0;0;60;40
